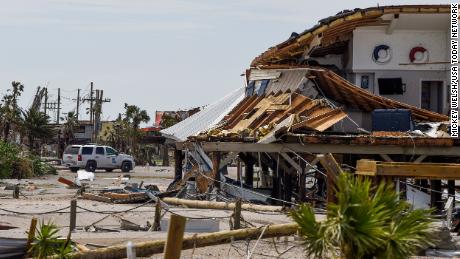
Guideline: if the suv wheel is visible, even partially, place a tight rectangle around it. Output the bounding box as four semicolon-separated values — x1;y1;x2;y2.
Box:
86;161;97;172
121;162;131;173
70;167;79;172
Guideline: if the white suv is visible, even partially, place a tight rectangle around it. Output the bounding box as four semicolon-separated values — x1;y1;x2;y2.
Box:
63;144;135;173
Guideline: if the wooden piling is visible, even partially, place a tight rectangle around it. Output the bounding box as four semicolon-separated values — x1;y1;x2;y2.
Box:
244;155;255;187
448;180;455;208
173;149;183;181
70;199;77;232
431;180;442;212
13;184;19;199
162;145;169;166
233;199;242;230
26;217;37;254
212;152;221;189
163;214;186;259
298;161;307;202
236;159;241;182
153;201;161;231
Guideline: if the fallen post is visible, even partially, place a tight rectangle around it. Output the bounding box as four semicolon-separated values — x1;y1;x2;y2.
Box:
69;222;298;259
161;197;284;212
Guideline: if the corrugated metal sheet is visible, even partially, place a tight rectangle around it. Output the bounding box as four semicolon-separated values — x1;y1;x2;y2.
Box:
264;69;307;94
161;87;245;141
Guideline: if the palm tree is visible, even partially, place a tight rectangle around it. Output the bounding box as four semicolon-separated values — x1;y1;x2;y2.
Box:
0;81;24;141
22;108;55;153
123;103;150;130
123;103;150;154
61;111;79;146
290;173;434;259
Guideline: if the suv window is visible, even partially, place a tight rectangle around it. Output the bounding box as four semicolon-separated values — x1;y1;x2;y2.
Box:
64;146;80;155
106;147;117;156
81;147;94;155
96;147;105;155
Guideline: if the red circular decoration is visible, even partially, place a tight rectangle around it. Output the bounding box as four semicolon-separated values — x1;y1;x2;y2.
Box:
409;46;428;63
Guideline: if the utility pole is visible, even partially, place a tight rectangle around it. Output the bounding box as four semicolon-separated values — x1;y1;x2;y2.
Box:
89;82;94;123
93;89;99;142
83;84;110;142
44;88;48;115
76;88;80;121
57;88;61;124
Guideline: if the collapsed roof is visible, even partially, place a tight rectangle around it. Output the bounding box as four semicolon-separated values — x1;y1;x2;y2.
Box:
194;67;448;141
251;5;449;66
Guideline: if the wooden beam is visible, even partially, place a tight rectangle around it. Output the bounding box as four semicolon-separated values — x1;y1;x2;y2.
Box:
280;153;301;172
195;142;460;156
379;154;393;162
414;155;427;163
356;160;460;179
162;197;283;212
317;153;343;203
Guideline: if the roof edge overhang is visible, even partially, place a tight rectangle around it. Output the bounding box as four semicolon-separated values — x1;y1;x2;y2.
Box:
251;4;449;67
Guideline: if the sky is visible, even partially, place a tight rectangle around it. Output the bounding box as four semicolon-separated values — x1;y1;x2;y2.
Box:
0;0;450;124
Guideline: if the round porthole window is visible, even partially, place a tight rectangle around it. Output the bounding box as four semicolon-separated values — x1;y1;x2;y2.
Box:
372;44;391;64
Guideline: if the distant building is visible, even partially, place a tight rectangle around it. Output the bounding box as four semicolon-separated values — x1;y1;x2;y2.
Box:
154;107;201;129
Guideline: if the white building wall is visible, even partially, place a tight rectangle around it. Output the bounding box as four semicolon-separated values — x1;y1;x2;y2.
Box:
352;27;447;71
350;25;449;113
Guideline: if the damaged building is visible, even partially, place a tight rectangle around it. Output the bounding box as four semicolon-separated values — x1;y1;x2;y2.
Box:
163;5;460;211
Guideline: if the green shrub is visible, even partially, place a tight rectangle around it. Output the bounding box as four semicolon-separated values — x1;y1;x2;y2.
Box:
13;157;33;178
0;141;57;178
0;140;20;178
30;156;57;176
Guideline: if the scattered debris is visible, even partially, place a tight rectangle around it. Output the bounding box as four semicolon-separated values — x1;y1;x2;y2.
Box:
116;216;150;231
0;223;18;230
76;170;95;183
58;177;79;188
24;182;37;191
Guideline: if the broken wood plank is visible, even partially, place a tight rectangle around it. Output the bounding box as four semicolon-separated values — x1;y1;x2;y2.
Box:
291;108;346;132
280;153;301;172
58;177;78;188
356;160;460;179
318;153;343;203
81;193;112;203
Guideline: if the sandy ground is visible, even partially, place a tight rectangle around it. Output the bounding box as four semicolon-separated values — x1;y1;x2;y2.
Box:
0;166;310;258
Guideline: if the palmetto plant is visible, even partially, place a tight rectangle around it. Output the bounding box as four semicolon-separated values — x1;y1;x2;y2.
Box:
28;220;72;259
290;173;435;259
